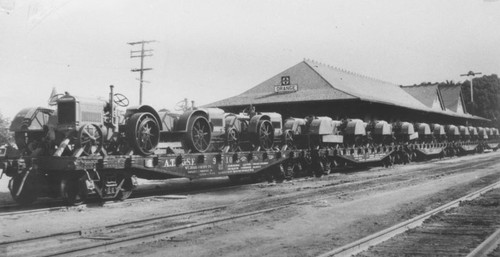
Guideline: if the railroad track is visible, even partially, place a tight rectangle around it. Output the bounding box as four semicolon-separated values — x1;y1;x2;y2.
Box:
0;205;229;257
0;177;243;217
1;153;498;257
0;152;493;217
0;152;496;226
317;180;500;257
2;156;499;257
2;188;350;257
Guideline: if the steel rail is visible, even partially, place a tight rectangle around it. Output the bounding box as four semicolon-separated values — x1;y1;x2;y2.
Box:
466;226;500;257
0;205;228;247
316;180;500;257
30;162;500;256
0;205;69;217
1;153;493;225
0;152;493;221
0;151;495;217
47;205;292;257
2;153;498;257
0;172;434;256
51;170;500;257
0;196;160;217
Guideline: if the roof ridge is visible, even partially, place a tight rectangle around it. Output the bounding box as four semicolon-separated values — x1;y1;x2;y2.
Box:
401;83;439;88
304;58;395;85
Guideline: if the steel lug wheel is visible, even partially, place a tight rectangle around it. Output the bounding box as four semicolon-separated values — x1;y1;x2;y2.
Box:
127;113;160;156
185;115;212;153
77;124;103;156
257;120;274;150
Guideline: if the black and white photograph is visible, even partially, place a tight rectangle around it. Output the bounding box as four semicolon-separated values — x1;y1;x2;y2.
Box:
1;1;500;256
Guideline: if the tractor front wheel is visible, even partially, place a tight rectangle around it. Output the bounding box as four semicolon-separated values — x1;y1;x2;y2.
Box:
77;124;103;156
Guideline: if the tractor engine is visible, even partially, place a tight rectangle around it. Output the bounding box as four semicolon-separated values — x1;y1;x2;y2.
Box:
344;119;367;147
373;120;393;145
432;124;446;142
51;86;162;157
416;123;432;143
445;125;460;142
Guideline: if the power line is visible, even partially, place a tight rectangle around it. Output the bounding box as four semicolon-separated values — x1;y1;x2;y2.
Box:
128;40;156;104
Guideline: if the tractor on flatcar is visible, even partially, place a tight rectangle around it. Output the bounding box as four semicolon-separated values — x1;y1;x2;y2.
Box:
372;120;393;145
416;123;432;143
343;119;367;147
159;107;280;153
4;84;500;206
48;86;163;157
283;116;344;149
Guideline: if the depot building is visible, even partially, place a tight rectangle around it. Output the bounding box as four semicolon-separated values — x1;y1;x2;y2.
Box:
206;59;488;125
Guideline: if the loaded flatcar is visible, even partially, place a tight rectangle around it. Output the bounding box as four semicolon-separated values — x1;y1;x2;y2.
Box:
2;86;499;205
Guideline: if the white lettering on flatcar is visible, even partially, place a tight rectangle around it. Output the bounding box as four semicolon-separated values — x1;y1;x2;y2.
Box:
163;158;195;167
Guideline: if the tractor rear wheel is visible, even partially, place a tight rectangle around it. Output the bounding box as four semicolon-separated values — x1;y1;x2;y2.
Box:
256;120;274;150
15;130;46;156
184;115;212;153
127;112;160;156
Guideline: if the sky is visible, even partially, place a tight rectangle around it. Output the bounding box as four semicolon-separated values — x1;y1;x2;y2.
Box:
1;0;500;119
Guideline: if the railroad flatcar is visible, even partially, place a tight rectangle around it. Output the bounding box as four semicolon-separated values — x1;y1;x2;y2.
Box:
3;86;500;205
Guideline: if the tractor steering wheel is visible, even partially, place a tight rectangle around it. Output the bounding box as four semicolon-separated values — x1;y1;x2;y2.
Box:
174;100;186;111
48;94;64;106
113;93;129;107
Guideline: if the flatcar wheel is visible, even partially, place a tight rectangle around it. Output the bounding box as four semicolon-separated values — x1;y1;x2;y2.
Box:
257;120;274;150
116;177;133;201
60;176;87;206
127;112;160;156
8;170;38;205
226;128;239;152
186;115;212;153
77;124;103;156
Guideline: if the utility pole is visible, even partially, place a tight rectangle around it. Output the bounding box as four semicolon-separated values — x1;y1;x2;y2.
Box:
460;71;482;104
460;71;481;115
128;40;155;104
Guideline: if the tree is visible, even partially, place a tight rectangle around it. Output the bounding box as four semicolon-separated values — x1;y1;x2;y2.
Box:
460;74;500;128
0;111;11;145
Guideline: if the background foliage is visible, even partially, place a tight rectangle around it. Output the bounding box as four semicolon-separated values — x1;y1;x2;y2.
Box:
460;74;500;128
414;74;500;128
0;111;11;145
